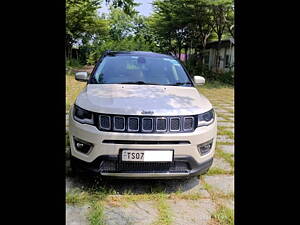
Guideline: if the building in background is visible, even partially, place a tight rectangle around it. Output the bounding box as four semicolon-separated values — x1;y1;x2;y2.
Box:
202;38;234;72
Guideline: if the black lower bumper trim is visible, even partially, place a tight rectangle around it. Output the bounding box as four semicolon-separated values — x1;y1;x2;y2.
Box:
70;155;213;178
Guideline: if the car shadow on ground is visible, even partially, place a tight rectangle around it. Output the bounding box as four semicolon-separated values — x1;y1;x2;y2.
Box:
66;159;200;195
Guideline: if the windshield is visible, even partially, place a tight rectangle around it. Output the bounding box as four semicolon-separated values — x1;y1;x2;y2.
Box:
91;55;193;86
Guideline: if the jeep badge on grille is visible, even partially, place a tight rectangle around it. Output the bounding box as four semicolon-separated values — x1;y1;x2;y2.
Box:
141;110;154;115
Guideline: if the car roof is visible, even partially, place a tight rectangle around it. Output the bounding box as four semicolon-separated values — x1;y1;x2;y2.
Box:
104;51;174;59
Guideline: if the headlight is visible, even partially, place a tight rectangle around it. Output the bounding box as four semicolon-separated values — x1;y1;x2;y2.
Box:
73;105;94;125
198;109;215;127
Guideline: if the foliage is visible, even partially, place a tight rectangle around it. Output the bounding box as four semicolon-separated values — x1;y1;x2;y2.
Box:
86;8;160;64
66;0;234;84
201;69;234;86
150;0;233;54
66;0;137;61
66;58;84;68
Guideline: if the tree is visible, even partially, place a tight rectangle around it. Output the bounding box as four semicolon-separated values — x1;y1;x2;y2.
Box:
108;7;135;41
66;0;137;60
210;0;233;71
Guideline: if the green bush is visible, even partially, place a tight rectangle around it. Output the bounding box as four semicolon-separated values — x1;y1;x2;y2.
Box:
66;58;83;68
217;70;234;85
184;57;234;85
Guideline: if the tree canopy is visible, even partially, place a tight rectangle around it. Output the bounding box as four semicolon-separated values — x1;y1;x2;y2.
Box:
66;0;234;71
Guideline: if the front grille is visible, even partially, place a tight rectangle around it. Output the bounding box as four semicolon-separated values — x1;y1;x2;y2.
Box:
118;162;172;172
99;160;190;173
102;140;191;144
94;114;197;133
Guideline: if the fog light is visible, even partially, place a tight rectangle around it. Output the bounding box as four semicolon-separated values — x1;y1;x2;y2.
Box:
74;137;93;154
197;139;213;156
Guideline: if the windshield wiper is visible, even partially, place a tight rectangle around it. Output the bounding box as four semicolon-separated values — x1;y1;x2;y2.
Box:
120;81;160;85
167;82;192;86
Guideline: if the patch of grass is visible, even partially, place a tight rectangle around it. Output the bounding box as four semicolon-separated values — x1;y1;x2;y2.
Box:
217;129;234;139
66;190;90;205
198;86;234;113
88;202;105;225
117;192;167;203
171;193;205;200
206;168;233;176
201;179;233;200
106;192;173;225
152;198;172;225
216;113;234;122
199;81;233;89
215;148;234;168
212;205;234;225
66;187;113;225
216;141;234;146
66;73;86;112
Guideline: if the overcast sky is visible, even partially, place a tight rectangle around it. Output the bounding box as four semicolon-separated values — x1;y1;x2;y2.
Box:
98;0;154;16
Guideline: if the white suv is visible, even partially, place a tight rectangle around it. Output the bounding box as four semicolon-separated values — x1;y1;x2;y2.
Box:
69;51;217;178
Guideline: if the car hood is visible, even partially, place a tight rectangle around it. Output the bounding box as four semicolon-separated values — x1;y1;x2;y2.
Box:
75;84;212;116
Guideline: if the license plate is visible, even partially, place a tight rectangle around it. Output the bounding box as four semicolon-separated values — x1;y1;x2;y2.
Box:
121;150;173;162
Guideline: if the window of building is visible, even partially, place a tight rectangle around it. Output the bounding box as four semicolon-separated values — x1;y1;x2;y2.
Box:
203;53;209;66
225;54;230;68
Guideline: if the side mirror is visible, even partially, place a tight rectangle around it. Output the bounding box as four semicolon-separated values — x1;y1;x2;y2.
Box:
75;72;89;82
194;76;205;85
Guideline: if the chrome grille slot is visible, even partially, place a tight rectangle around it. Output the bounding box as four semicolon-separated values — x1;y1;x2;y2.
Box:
99;115;111;130
113;116;125;131
183;117;194;131
128;117;139;132
142;118;153;132
156;118;167;132
170;117;181;131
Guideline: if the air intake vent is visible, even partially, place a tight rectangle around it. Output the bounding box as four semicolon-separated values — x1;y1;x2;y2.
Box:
170;118;180;131
114;116;125;131
156;118;167;132
183;117;194;131
99;115;111;130
128;117;139;131
142;118;153;132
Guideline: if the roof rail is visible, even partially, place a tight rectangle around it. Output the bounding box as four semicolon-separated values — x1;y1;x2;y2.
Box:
103;50;112;56
168;51;175;56
167;51;179;60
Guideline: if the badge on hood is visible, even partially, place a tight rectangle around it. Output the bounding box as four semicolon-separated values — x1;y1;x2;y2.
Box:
141;110;154;115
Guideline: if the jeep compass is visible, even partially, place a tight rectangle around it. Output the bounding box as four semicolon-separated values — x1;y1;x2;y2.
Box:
68;51;217;178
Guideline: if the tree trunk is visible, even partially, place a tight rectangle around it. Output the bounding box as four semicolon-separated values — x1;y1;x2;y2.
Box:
178;42;182;61
215;34;222;73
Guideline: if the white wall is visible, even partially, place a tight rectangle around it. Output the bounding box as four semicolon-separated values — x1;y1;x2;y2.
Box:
209;46;234;72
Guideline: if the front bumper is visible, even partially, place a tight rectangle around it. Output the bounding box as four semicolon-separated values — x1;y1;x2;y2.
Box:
71;155;213;178
69;105;217;178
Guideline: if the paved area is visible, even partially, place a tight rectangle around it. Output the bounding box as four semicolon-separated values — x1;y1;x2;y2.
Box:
167;199;215;225
65;87;234;225
66;205;90;225
104;201;158;225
